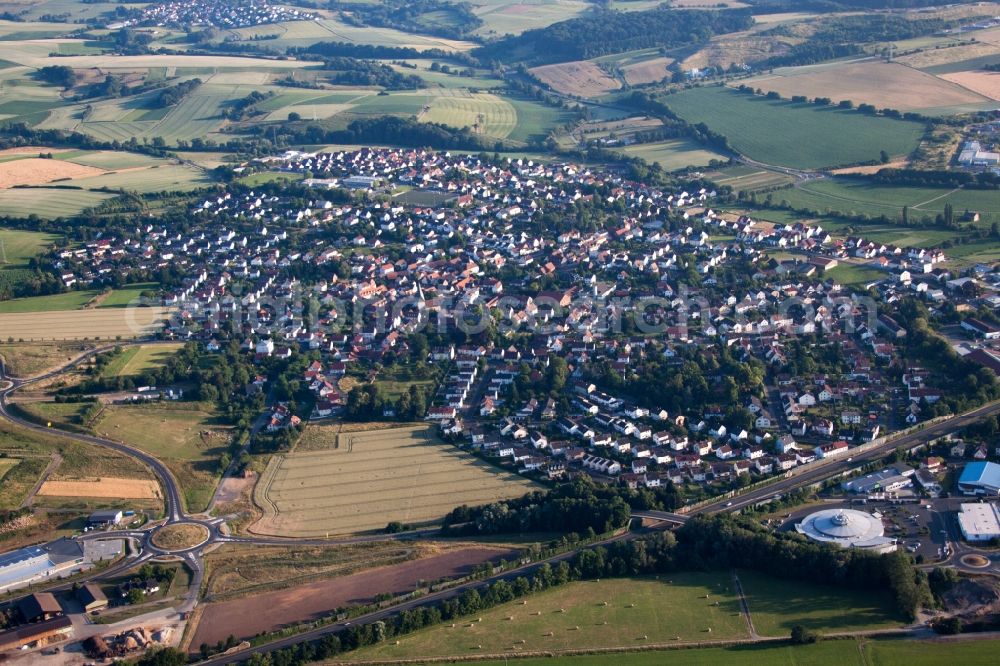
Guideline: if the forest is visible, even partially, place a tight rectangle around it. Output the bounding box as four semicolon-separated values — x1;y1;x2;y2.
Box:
474;7;754;64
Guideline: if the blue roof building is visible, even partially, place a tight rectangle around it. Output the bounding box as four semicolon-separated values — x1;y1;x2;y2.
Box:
958;461;1000;496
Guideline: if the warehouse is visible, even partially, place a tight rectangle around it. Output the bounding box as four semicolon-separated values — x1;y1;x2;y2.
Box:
0;539;88;594
957;503;1000;542
958;461;1000;496
0;616;72;652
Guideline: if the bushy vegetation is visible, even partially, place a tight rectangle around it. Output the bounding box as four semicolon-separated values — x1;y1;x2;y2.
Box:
322;57;423;90
154;78;202;109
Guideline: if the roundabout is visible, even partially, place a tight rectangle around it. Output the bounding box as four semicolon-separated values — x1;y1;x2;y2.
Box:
960;554;991;569
150;522;211;552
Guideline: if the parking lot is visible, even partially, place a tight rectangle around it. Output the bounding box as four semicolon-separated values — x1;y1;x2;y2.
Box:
772;496;973;562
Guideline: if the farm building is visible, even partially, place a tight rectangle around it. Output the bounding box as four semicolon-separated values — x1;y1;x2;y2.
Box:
0;616;73;652
88;509;124;527
957;503;1000;542
17;592;63;623
795;508;896;553
0;540;86;594
958;462;1000;496
77;583;109;613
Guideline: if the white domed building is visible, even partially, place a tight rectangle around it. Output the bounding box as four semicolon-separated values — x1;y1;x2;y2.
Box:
795;508;896;553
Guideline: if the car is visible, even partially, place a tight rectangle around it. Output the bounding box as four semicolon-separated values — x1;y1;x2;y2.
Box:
725;501;733;507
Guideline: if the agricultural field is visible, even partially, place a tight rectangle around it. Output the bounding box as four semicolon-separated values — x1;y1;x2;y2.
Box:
0;305;168;338
663;87;926;170
617;138;727;171
529;61;621;98
703;164;796;192
252;424;541;536
505;97;576;145
0;188;115;219
202;542;425;600
95;283;160;308
190;546;515;647
0;157;103;188
421;92;517;138
743;61;995;116
471;0;593;37
347;573;747;661
222;18;475;52
98;344;182;379
770;178;1000;225
621;56;674;86
37;477;161;500
91;403;232;512
66;164;212;193
938;70;1000;103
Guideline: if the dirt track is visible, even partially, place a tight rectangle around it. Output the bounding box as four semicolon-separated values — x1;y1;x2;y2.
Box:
189;547;515;648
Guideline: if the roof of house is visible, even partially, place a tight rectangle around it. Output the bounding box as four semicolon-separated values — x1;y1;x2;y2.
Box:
959;461;1000;490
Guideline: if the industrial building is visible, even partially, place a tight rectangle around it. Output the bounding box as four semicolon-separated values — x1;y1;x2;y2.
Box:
77;582;109;613
841;464;914;495
958;461;1000;496
795;508;897;553
0;539;87;594
957;503;1000;542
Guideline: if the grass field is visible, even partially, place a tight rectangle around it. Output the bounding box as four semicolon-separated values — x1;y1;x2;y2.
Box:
373;639;877;666
663;87;925;170
97;283;159;308
253;425;541;536
0;306;168;339
98;344;182;378
346;573;747;661
0;188;114;218
737;570;904;636
506;97;576;145
93;404;231;512
0;290;97;313
617;138;727;170
0;456;19;481
0;227;59;291
824;264;886;287
68;164;211;193
0;341;93;377
0;419;155;510
772;178;1000;225
864;638;1000;665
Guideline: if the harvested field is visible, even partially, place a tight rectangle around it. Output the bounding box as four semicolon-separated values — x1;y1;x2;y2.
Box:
939;70;1000;101
897;42;1000;70
0;158;104;188
188;546;515;647
0;307;168;339
0;342;92;377
37;477;160;499
529;61;621;97
745;61;991;112
252;425;541;536
621;57;674;86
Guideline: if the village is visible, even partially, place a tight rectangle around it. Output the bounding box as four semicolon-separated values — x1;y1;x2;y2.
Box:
41;147;1000;501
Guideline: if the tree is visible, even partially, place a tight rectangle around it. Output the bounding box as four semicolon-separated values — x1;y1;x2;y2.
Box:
288;111;302;121
790;625;819;644
126;587;146;605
